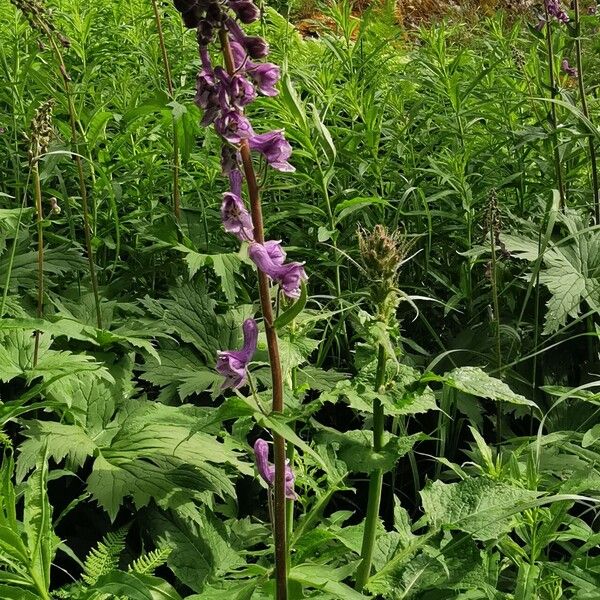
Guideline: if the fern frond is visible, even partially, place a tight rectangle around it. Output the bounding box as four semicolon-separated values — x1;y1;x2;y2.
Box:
128;546;171;575
81;527;128;585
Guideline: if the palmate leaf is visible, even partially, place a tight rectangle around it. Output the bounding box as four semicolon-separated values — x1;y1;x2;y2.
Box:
420;477;539;541
503;210;600;335
141;280;223;363
0;329;109;385
146;506;243;593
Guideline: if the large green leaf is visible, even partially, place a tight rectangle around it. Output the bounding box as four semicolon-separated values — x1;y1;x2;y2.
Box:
420;477;539;541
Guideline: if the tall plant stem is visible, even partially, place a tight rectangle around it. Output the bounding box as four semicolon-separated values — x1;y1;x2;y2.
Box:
489;206;502;443
219;30;288;600
544;7;566;207
46;35;102;329
355;343;387;591
33;161;44;367
151;0;181;220
573;0;600;223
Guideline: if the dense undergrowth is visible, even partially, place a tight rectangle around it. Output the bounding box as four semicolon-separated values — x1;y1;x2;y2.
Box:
1;0;600;598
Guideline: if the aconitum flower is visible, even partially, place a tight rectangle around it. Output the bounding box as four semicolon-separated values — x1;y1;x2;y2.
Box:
221;145;241;175
248;242;307;299
221;171;254;240
249;131;295;172
227;18;269;59
215;67;257;108
547;0;569;23
263;240;286;265
216;318;258;388
215;109;254;143
561;58;578;78
229;41;280;96
253;438;296;499
228;0;260;23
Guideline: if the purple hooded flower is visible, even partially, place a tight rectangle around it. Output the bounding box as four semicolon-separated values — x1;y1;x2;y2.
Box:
215;66;257;108
221;144;242;175
221;171;254;241
227;41;280;96
227;18;269;59
216;318;258;388
546;0;569;23
248;62;280;96
253;438;296;500
248;242;307;299
228;0;260;23
263;240;286;265
249;130;294;172
215;109;254;143
561;58;578;78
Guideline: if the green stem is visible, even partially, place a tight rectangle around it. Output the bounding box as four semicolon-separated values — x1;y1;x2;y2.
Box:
573;1;600;222
151;0;181;220
46;34;102;329
33;161;44;367
543;6;566;207
355;343;387;591
489;202;502;442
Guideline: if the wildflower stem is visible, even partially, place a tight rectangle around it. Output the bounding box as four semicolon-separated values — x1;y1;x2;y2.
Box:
573;0;600;223
43;33;102;329
219;29;288;600
355;343;387;591
151;0;181;220
543;5;566;207
32;159;43;367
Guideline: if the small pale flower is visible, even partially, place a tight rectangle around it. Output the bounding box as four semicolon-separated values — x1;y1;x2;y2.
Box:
561;58;578;78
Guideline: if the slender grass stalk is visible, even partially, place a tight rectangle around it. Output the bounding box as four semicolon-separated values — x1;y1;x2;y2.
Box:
355;343;386;591
573;0;600;223
219;29;288;600
32;159;43;367
543;4;566;207
488;195;502;443
47;36;102;329
150;0;181;220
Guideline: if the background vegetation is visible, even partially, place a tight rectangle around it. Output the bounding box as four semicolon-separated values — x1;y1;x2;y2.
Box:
1;0;600;597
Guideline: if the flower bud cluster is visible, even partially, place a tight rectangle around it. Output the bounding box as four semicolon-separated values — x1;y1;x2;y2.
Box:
10;0;69;47
28;100;54;165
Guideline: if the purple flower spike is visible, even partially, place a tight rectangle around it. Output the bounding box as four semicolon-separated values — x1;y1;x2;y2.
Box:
561;58;578;78
215;109;254;144
249;130;295;172
253;438;297;500
229;0;260;24
248;242;307;299
215;67;257;108
216;318;258;388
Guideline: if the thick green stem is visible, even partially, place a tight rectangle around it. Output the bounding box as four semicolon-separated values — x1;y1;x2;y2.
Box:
355;344;387;591
573;0;600;223
544;6;566;207
219;30;288;600
151;0;181;220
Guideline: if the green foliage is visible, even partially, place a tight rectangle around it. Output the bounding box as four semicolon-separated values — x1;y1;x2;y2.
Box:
1;0;600;597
